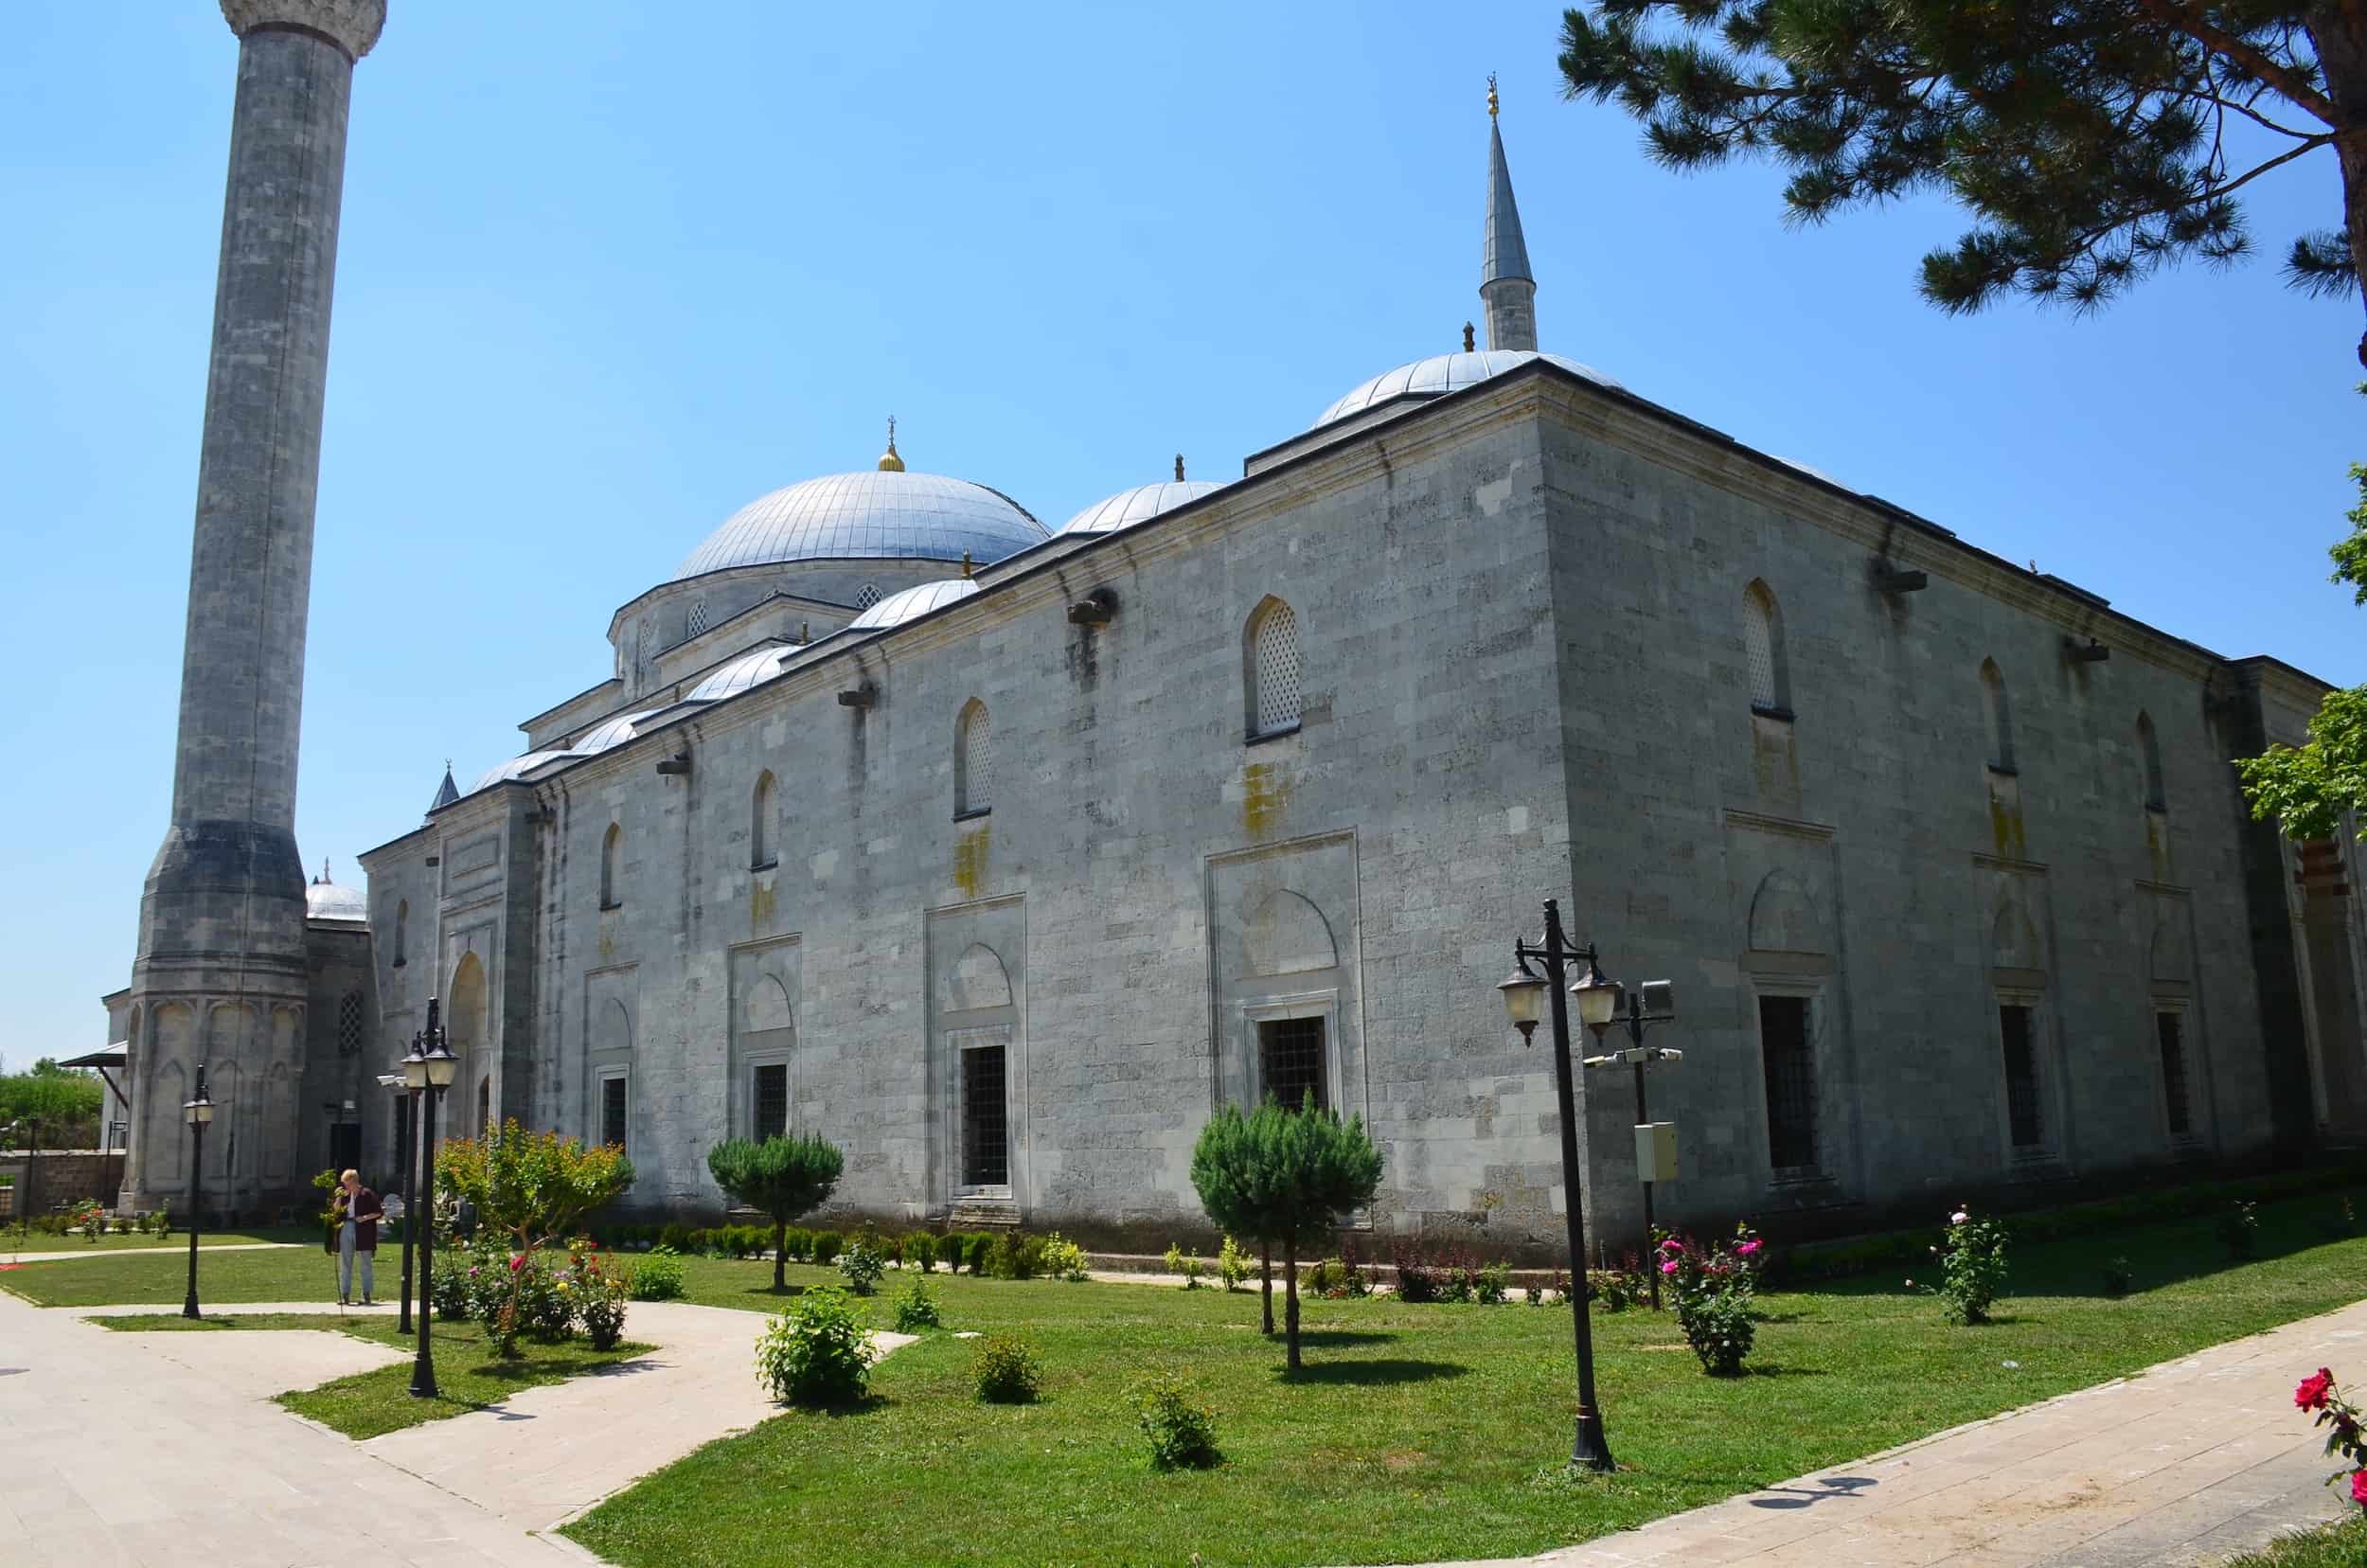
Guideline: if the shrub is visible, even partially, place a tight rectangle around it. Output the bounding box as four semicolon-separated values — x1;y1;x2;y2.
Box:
1664;1223;1765;1376
756;1286;873;1407
782;1227;812;1263
892;1277;942;1332
1038;1233;1090;1282
2102;1256;2134;1297
1135;1376;1222;1470
660;1222;692;1254
971;1333;1043;1403
811;1229;844;1265
988;1230;1045;1280
1475;1260;1511;1306
1164;1243;1205;1289
2222;1199;2261;1260
1913;1204;2009;1325
2291;1366;2366;1515
1218;1234;1253;1292
1302;1256;1370;1299
966;1233;995;1275
837;1239;886;1295
430;1256;473;1321
1586;1266;1645;1311
632;1245;685;1302
905;1231;938;1273
1389;1238;1478;1304
568;1241;632;1351
514;1253;578;1343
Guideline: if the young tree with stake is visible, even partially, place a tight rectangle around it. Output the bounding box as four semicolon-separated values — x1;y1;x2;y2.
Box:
706;1132;844;1291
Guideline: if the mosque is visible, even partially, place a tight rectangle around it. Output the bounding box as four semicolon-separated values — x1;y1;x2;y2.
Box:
108;5;2365;1252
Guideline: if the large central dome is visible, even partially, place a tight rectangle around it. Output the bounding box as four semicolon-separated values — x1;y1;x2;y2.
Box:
672;471;1046;582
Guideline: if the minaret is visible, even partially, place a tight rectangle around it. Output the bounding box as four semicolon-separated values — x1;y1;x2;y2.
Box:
120;1;385;1209
1481;75;1538;352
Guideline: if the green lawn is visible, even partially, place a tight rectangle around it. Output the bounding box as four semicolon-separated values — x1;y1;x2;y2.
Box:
0;1226;304;1255
87;1310;652;1439
2221;1513;2367;1566
0;1240;374;1306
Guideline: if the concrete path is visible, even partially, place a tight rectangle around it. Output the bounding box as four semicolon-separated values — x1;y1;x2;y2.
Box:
1485;1297;2367;1568
0;1287;910;1566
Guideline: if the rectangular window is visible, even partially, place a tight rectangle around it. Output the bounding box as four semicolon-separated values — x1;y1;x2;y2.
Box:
601;1074;628;1153
753;1064;788;1143
960;1045;1008;1187
1758;995;1818;1172
1257;1017;1327;1114
2157;1011;2192;1139
2000;1005;2043;1149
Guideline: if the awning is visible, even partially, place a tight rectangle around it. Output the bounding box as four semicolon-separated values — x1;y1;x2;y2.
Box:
56;1042;127;1068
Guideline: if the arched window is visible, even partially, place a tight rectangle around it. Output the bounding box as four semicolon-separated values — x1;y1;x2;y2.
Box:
751;771;776;868
855;582;881;609
1245;597;1303;738
2137;711;2166;811
393;900;408;968
955;700;994;816
687;599;709;638
1742;580;1789;714
1980;659;2015;772
600;823;624;909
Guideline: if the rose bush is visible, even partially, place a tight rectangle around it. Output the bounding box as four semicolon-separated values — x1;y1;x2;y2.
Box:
2295;1365;2367;1514
1911;1204;2010;1325
1664;1222;1763;1376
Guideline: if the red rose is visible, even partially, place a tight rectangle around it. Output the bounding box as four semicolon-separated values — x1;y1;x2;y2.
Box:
2351;1469;2367;1507
2297;1369;2336;1411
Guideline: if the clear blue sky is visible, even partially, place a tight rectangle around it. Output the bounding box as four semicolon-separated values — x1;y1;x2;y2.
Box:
3;2;2358;1072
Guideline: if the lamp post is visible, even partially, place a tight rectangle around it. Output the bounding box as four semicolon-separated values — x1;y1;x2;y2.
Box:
1496;898;1621;1473
377;1072;418;1335
181;1067;215;1320
404;998;459;1399
1582;985;1682;1308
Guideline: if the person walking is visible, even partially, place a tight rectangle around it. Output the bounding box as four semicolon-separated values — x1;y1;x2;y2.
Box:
332;1168;382;1307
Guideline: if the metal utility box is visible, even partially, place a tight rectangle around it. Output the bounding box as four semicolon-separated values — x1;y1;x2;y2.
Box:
1634;1121;1679;1183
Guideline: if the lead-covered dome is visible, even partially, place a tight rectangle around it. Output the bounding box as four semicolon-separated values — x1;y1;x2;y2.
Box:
306;860;367;923
1059;480;1225;536
671;471;1047;581
845;578;979;632
1313;349;1623;430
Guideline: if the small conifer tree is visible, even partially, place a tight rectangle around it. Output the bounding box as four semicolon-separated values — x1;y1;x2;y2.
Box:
706;1132;845;1290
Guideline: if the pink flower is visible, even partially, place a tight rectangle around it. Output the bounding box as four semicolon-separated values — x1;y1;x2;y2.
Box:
1660;1238;1682;1253
1735;1239;1762;1256
1949;1210;1968;1225
508;1254;526;1273
2298;1369;2336;1412
1660;1259;1679;1275
2350;1469;2367;1506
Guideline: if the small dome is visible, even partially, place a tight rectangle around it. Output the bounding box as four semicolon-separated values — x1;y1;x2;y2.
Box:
686;644;805;703
845;578;978;632
672;471;1045;581
570;708;665;757
1059;480;1225;536
471;750;573;793
1312;349;1623;430
306;861;367;923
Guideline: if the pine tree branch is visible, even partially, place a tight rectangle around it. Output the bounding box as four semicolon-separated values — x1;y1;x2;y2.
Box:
2132;0;2339;127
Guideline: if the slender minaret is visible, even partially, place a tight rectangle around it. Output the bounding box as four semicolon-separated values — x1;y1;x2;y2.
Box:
1481;75;1538;352
120;1;385;1209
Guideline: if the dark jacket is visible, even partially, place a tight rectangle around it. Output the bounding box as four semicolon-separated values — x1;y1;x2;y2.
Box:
337;1186;383;1252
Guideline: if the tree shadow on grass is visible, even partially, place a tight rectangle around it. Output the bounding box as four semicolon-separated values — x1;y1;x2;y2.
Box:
1278;1358;1469;1386
1292;1329;1397;1348
1742;1363;1832;1378
741;1282;809;1300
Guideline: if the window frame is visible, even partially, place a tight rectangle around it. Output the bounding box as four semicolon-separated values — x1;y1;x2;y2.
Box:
597;1068;630;1153
750;772;777;871
2137;711;2167;813
1993;990;2054;1162
751;1061;790;1144
953;698;993;820
1742;580;1794;722
1980;659;2017;775
599;822;624;911
1238;992;1340;1114
1753;989;1823;1180
954;1033;1012;1195
2154;1002;2201;1147
1243;597;1305;742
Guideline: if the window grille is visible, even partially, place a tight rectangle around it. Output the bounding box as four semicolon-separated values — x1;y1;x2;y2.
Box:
1982;662;2015;771
477;1077;493;1139
855;582;881;609
1758;996;1817;1171
1250;600;1302;735
1257;1017;1326;1114
751;774;775;867
2139;714;2166;811
600;824;623;909
394;900;407;966
1742;586;1780;711
754;1064;788;1142
2157;1011;2192;1137
961;1044;1008;1186
601;1076;628;1151
2000;1005;2043;1148
687;600;709;638
336;991;365;1058
957;702;993;814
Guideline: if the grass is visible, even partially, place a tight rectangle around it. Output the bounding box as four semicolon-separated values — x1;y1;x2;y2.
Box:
2219;1513;2367;1566
0;1225;304;1256
87;1310;653;1439
0;1238;373;1306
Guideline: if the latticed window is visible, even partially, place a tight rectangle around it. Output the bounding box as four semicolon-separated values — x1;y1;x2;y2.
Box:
601;1075;628;1151
961;1044;1008;1185
753;1064;788;1142
687;599;709;638
600;823;623;909
1742;582;1786;713
1258;1017;1326;1114
1758;996;1817;1171
393;900;407;967
2000;1005;2043;1149
956;700;993;815
2138;713;2166;811
336;990;365;1058
2157;1011;2192;1138
751;772;776;868
1247;598;1302;736
855;582;881;609
1982;661;2016;772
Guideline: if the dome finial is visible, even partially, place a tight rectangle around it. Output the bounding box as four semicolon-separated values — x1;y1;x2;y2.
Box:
1487;72;1499;120
878;414;905;472
1174;454;1185;482
1463;321;1476;352
960;550;974;579
315;857;329;885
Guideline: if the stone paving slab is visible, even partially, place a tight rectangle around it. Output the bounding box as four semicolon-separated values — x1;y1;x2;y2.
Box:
1460;1297;2367;1568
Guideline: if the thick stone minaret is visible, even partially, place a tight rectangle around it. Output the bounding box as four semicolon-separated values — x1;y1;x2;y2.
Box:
120;0;384;1211
1481;77;1538;353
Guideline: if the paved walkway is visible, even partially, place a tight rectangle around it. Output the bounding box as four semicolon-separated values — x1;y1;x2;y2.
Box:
0;1288;911;1566
1487;1298;2367;1568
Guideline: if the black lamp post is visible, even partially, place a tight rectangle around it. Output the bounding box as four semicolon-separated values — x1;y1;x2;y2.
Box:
403;998;459;1399
181;1067;215;1320
1582;986;1682;1309
378;1072;418;1335
1497;898;1622;1473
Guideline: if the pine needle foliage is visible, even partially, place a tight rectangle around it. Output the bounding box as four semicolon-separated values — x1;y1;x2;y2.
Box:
706;1133;844;1290
1557;2;2367;358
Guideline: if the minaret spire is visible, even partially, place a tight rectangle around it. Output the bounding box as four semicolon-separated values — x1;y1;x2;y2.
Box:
1482;74;1538;352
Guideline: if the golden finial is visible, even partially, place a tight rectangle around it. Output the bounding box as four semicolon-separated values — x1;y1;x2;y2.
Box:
960;550;973;579
877;414;905;472
1174;454;1185;482
1462;321;1476;352
1487;73;1499;120
799;620;810;643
